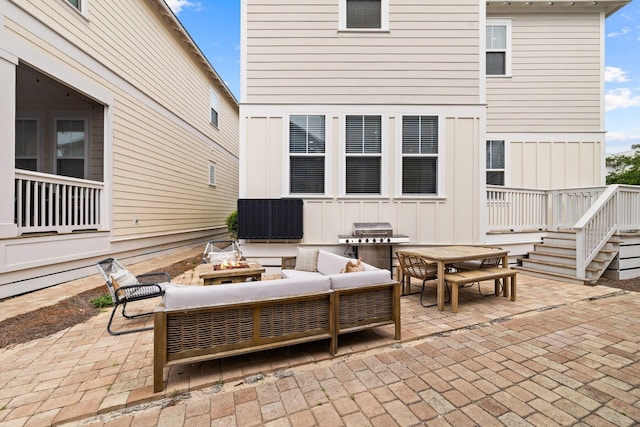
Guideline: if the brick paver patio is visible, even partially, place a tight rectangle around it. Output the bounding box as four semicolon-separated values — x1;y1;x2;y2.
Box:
0;248;637;426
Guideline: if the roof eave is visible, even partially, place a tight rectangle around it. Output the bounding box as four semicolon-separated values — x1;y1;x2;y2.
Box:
150;0;238;107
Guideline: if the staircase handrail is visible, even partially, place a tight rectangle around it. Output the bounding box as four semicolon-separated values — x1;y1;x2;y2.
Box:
574;185;620;279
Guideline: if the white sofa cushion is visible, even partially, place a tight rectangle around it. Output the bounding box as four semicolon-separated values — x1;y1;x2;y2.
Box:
329;269;392;290
163;276;332;310
281;269;322;280
317;250;356;275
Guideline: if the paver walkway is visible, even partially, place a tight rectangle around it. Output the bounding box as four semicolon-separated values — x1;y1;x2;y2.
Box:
0;250;637;426
69;290;640;427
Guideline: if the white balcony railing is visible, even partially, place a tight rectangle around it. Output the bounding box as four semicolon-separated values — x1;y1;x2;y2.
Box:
15;170;105;235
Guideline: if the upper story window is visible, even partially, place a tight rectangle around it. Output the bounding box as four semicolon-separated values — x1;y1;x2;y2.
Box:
486;140;505;185
210;90;219;128
289;115;326;194
402;116;438;195
340;0;389;31
345;115;381;194
486;19;511;76
65;0;85;13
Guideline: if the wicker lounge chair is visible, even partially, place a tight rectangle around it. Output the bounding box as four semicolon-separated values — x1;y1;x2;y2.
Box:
96;258;170;335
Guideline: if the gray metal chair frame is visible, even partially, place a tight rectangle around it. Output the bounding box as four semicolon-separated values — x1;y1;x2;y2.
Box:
452;249;504;296
96;258;169;335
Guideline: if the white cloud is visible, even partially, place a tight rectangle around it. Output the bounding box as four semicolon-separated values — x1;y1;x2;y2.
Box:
165;0;196;14
605;88;640;111
607;27;631;38
605;66;630;82
606;129;640;154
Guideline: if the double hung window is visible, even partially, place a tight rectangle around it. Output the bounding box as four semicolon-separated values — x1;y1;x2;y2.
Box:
401;116;438;195
289;115;326;194
345;115;381;194
210;90;219;127
486;20;511;76
55;119;87;179
486;140;505;185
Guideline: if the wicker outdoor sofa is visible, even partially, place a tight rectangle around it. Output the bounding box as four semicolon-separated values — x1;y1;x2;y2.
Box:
153;249;401;392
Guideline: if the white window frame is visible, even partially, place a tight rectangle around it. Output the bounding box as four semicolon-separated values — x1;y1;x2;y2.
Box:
210;89;219;128
339;0;389;32
486;19;512;77
60;0;89;17
53;116;89;179
400;115;440;196
287;114;327;196
208;162;217;186
486;139;506;186
341;114;386;197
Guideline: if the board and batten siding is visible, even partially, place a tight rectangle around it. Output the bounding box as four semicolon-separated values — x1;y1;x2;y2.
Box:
508;139;604;189
245;0;481;105
486;13;602;132
5;0;239;240
243;113;483;245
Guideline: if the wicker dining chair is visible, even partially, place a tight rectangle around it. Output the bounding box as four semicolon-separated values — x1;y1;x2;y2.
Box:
96;258;170;336
396;252;448;307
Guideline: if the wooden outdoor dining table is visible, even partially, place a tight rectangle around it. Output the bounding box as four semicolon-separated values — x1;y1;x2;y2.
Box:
398;246;509;311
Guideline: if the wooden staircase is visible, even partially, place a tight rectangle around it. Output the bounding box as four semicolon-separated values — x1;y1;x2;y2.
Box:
515;230;620;285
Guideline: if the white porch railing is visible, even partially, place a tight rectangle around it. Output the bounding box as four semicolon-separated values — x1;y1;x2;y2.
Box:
487;184;640;280
486;186;549;232
15;170;105;235
574;185;640;279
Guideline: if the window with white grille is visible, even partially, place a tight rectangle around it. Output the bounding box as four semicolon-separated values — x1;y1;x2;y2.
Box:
402;116;438;195
289;115;326;194
345;115;381;194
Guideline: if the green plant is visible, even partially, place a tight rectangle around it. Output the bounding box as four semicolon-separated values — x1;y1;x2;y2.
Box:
225;210;238;240
90;294;113;308
606;144;640;185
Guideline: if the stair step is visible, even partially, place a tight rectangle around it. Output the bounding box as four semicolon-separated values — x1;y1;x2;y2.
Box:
520;258;600;278
514;266;596;285
528;250;610;263
529;251;575;261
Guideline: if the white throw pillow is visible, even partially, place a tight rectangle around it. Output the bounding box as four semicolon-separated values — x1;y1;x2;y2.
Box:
110;269;139;289
295;247;319;272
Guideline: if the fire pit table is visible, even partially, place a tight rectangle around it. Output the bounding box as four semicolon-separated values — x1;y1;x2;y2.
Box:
199;262;265;285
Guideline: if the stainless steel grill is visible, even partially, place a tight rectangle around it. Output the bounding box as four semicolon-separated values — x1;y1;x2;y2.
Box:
338;222;409;271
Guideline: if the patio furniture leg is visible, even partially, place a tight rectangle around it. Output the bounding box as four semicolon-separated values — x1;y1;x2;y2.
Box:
107;303;154;336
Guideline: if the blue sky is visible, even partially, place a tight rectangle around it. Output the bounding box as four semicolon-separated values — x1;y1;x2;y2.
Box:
167;0;640;154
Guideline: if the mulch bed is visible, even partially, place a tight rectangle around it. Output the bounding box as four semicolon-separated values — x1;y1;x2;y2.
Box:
1;256;638;349
0;256;201;349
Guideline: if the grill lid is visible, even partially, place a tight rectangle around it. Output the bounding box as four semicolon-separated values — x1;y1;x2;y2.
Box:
352;222;393;237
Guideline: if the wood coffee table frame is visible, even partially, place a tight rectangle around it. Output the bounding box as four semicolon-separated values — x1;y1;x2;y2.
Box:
199;262;265;285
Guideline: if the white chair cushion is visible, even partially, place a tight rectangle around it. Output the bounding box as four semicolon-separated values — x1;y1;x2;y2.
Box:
110;269;139;289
